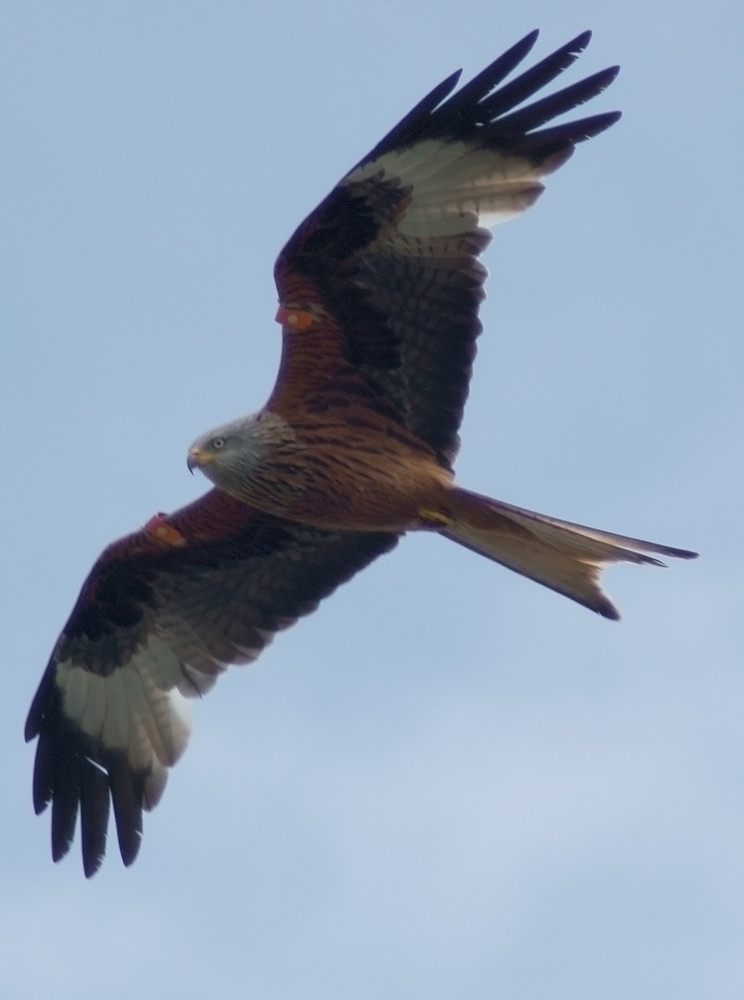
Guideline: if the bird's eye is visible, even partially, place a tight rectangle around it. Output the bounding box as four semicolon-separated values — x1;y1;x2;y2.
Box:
212;437;226;450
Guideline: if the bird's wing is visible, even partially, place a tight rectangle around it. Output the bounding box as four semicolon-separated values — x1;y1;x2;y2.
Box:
26;489;397;875
271;30;620;467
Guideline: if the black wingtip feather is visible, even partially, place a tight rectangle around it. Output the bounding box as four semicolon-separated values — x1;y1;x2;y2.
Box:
362;30;543;163
110;759;145;869
509;110;622;160
438;29;542;119
357;31;619;171
493;67;620;137
25;661;53;744
475;31;596;122
364;70;463;160
26;658;147;875
568;29;593;53
80;758;111;878
49;740;80;864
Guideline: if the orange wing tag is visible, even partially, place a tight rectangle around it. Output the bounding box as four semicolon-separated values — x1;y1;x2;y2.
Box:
275;305;316;331
144;513;186;546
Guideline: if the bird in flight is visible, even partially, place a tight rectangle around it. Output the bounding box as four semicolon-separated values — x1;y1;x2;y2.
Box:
26;30;696;876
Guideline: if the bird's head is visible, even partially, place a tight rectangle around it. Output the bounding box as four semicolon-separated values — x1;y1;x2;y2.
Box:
187;410;296;501
187;414;265;492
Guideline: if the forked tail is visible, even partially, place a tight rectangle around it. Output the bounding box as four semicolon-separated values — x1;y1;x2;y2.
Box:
442;488;697;619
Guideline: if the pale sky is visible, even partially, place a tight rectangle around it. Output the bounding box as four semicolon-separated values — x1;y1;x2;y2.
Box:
3;2;742;998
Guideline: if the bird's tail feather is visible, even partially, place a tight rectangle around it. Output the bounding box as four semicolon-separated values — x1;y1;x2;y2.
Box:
441;488;697;619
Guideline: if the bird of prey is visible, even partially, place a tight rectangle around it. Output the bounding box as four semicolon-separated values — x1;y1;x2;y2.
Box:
26;30;696;876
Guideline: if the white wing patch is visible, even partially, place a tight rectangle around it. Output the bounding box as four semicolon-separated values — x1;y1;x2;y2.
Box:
348;141;565;236
56;640;191;802
55;618;275;811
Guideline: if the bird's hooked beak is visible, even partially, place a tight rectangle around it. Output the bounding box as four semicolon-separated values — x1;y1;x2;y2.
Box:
187;446;205;474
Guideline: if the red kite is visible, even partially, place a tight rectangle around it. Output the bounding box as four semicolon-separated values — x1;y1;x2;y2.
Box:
26;30;696;876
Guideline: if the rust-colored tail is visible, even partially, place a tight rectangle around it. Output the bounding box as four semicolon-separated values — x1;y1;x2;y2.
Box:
442;488;697;619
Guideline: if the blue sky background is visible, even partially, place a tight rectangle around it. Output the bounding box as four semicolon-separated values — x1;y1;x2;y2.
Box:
2;2;742;997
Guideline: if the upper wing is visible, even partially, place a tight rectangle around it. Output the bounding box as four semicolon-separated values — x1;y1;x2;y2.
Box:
26;489;397;875
272;30;620;467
